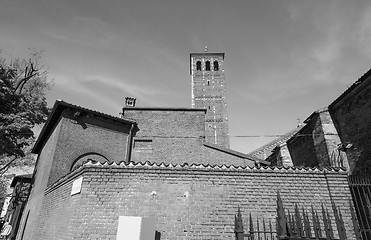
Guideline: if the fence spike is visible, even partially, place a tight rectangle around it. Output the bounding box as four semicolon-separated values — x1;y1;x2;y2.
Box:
322;203;331;239
276;191;287;237
287;209;293;237
302;207;311;238
235;206;244;240
269;219;273;240
338;207;347;240
349;197;362;240
316;210;322;238
332;201;347;240
326;207;334;239
295;203;303;237
312;205;320;238
249;212;254;239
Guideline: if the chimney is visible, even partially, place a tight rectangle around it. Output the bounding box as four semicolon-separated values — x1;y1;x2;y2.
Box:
125;97;136;107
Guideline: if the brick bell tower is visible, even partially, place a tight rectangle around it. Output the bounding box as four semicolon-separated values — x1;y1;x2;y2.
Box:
190;47;230;148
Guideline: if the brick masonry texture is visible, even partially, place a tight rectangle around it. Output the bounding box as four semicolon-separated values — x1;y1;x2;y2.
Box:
329;73;371;174
18;119;62;240
124;109;251;166
287;119;319;167
18;110;132;240
49;109;131;185
37;164;355;240
191;53;230;148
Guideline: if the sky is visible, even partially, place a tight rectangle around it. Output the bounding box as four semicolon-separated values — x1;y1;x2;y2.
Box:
1;0;371;153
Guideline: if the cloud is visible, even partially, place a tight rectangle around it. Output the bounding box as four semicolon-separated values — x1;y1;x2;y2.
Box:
40;15;127;49
354;5;371;56
84;75;166;107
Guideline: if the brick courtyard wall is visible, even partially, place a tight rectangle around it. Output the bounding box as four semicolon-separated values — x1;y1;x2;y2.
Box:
38;163;355;240
124;108;252;166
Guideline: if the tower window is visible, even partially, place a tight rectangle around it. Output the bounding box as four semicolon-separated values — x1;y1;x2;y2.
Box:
205;61;210;71
196;61;201;71
207;80;210;86
213;61;219;71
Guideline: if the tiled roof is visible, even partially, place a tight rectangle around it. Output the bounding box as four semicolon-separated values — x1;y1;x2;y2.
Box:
248;125;304;158
33;100;137;154
203;142;270;165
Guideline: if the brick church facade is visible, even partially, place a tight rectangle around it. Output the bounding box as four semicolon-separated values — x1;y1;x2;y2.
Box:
13;52;358;239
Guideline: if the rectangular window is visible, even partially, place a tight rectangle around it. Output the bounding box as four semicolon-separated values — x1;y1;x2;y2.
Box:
134;139;153;149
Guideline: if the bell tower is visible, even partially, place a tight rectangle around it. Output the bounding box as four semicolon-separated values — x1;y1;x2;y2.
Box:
190;49;230;148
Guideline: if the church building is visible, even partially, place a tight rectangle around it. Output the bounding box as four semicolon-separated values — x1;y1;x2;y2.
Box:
12;51;356;240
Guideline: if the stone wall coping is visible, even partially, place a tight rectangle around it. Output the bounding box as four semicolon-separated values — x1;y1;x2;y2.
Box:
45;159;348;195
123;107;207;112
81;160;347;172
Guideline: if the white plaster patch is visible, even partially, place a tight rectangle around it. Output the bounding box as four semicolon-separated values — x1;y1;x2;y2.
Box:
71;176;83;196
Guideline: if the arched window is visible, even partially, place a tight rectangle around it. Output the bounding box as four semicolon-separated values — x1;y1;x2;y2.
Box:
205;61;210;71
213;61;219;71
196;61;201;71
70;152;108;171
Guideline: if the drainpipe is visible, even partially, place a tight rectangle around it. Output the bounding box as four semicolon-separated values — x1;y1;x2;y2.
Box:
126;124;135;163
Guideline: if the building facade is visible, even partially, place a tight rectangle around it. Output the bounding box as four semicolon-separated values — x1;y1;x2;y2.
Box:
190;52;229;148
13;100;357;240
10;53;365;239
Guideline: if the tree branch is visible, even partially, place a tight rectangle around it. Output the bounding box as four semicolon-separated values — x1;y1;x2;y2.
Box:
0;156;18;175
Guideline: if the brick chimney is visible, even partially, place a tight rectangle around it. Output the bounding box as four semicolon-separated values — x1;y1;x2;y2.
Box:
125;97;136;107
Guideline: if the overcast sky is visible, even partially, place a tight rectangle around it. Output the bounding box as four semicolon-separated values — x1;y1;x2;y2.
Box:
1;0;371;153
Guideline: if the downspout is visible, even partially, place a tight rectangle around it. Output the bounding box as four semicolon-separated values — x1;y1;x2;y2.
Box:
126;124;135;163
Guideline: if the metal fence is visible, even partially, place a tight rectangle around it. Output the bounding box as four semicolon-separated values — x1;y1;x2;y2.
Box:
348;173;371;240
234;192;350;240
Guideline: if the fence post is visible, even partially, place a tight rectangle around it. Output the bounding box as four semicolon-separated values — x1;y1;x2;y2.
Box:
235;206;244;240
349;198;362;240
332;202;347;240
276;191;287;239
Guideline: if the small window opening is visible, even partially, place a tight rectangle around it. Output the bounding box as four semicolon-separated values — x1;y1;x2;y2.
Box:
196;61;201;71
207;80;210;86
213;61;219;71
134;139;153;149
205;61;210;71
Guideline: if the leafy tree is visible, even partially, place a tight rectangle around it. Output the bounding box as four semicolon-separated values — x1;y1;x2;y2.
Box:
0;50;52;173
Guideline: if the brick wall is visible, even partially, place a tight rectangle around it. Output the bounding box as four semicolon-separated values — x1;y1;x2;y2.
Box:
329;74;371;174
124;109;248;166
287;120;319;167
38;163;355;240
38;175;78;240
17;118;63;240
191;53;230;148
49;109;131;185
18;111;132;240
